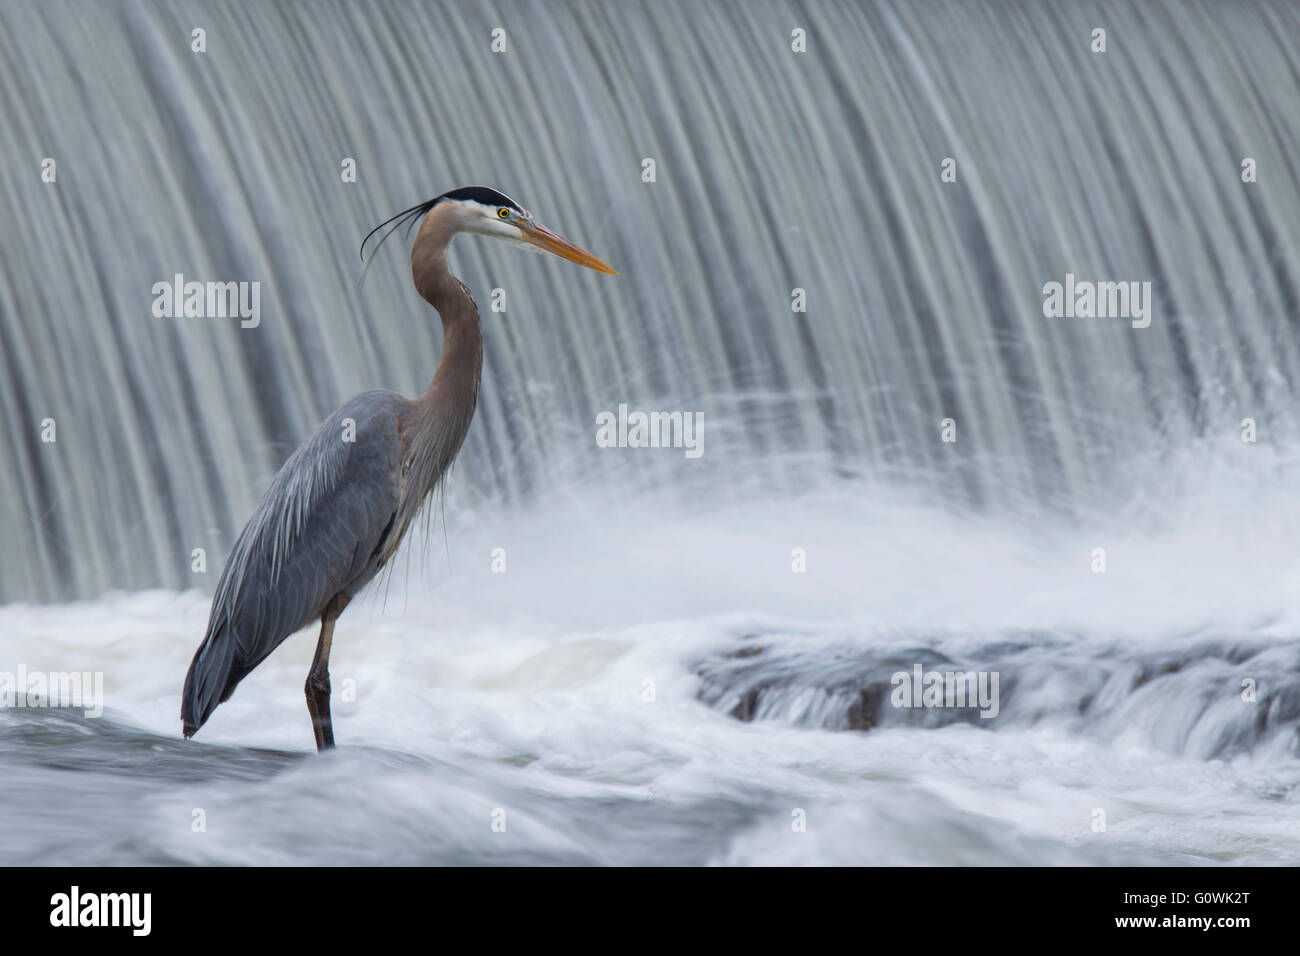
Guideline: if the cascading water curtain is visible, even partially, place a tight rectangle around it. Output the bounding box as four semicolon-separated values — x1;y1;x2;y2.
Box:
1;0;1298;602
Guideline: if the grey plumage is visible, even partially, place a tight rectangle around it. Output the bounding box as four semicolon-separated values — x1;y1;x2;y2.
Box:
182;390;405;735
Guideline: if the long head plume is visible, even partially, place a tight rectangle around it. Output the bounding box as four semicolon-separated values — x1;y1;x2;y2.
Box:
359;197;438;265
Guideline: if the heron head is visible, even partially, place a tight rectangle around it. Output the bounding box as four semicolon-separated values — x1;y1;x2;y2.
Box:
361;185;618;275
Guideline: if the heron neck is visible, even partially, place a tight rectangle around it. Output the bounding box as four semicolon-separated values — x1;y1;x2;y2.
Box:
416;258;482;406
410;220;483;472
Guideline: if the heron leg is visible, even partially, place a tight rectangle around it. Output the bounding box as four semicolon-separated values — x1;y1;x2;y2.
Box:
305;595;349;751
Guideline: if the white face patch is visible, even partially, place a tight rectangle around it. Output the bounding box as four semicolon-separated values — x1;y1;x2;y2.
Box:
454;200;534;249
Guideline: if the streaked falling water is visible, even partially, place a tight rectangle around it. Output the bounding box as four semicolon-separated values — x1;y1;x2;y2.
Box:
1;0;1298;601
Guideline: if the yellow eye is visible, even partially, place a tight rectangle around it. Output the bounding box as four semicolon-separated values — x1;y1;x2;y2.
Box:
498;207;510;219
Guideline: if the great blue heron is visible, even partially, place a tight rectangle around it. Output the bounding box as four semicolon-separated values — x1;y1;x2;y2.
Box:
181;186;616;750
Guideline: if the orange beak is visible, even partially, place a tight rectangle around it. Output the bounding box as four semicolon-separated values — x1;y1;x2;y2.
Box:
519;220;619;275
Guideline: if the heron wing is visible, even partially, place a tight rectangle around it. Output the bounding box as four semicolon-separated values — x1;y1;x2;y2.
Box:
182;389;407;734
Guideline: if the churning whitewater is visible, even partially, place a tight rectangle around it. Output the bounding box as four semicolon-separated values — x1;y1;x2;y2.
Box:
3;473;1300;865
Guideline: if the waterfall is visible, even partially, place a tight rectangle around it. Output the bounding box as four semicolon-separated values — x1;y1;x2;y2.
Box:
2;0;1298;602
